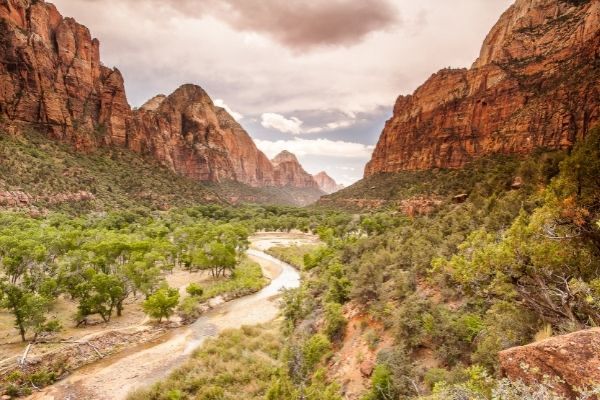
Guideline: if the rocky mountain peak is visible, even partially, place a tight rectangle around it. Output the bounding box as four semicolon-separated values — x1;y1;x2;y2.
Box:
272;150;299;165
269;151;320;189
0;1;323;202
313;171;344;194
140;95;167;112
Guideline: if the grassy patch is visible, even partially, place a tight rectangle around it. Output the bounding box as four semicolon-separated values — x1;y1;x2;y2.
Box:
127;323;282;400
266;244;318;270
199;259;267;301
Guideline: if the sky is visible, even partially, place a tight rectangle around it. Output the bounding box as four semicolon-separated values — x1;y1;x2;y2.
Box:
52;0;513;186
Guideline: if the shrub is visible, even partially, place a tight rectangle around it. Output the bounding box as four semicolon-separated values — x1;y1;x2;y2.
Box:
143;287;180;322
323;302;347;341
303;334;332;373
186;283;204;297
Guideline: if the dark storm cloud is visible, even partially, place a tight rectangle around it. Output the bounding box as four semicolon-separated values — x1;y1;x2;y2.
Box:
213;0;401;50
108;0;400;51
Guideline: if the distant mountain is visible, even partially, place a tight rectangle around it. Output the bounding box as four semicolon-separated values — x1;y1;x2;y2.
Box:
313;171;344;194
365;0;599;177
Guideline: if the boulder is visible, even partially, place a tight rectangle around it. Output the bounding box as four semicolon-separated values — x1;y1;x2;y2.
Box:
499;328;600;398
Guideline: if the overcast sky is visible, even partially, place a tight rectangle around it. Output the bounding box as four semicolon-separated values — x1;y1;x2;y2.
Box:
52;0;513;185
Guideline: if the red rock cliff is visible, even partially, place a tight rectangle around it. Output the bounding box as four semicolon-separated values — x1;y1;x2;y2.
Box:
365;0;600;177
0;0;133;150
0;0;289;189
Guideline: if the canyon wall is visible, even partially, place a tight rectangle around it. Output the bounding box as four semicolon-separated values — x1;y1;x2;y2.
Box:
271;151;321;189
365;0;600;176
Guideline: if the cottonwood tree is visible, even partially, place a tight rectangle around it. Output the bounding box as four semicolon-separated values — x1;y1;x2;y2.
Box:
143;287;180;322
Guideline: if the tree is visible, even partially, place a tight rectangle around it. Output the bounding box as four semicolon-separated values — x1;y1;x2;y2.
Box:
193;241;237;278
143;287;180;322
0;281;52;341
73;271;127;324
323;302;347;341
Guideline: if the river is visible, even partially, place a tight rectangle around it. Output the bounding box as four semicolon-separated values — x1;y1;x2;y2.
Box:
29;232;313;400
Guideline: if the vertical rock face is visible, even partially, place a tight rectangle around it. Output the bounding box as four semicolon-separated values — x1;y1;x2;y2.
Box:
313;171;344;194
0;0;133;150
365;0;600;177
271;151;320;189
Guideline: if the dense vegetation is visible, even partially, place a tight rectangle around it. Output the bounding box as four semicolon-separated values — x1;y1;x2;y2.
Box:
0;130;220;212
268;128;600;399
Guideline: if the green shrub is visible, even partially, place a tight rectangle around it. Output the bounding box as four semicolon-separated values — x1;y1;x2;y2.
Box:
186;283;204;297
323;302;347;341
303;334;332;373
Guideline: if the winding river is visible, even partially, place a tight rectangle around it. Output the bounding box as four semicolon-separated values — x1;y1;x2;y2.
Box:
29;232;313;400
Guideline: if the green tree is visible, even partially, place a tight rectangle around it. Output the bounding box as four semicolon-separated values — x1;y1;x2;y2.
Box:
193;241;237;278
0;281;52;341
143;287;180;322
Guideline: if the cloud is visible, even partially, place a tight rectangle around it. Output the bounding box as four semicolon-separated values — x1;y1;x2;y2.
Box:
259;112;362;136
212;0;401;51
255;138;374;159
214;99;243;121
261;113;304;135
108;0;400;51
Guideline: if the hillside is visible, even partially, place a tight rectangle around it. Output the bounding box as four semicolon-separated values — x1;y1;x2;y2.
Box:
318;151;562;211
0;129;322;212
0;129;222;213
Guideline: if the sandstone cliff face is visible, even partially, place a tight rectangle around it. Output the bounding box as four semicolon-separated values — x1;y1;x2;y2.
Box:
365;0;600;176
0;0;308;192
0;0;133;150
271;151;320;189
132;84;276;186
499;328;600;398
313;171;344;194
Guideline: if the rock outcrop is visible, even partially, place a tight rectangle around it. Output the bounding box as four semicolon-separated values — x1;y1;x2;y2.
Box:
365;0;600;176
313;171;344;194
499;328;600;398
0;0;314;194
271;151;321;189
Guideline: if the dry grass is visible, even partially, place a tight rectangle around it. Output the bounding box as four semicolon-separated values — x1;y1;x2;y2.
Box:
127;322;283;400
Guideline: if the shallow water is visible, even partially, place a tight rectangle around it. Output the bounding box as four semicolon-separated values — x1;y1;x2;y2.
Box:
28;233;310;400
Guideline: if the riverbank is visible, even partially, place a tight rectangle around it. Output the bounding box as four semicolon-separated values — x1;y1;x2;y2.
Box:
15;232;315;400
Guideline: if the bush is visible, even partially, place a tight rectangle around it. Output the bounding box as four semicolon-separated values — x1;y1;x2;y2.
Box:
303;334;332;373
323;302;347;341
362;364;397;400
186;283;204;297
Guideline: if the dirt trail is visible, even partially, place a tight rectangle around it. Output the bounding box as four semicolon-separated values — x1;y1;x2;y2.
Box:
27;232;315;400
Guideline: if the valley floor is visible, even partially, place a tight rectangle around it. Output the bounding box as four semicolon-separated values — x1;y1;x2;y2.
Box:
17;232;316;400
